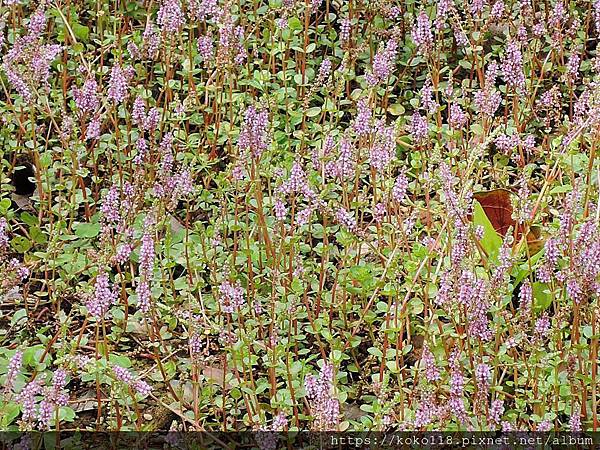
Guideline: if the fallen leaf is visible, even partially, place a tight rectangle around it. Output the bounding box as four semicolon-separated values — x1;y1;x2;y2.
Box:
473;189;516;237
202;366;232;388
473;189;545;255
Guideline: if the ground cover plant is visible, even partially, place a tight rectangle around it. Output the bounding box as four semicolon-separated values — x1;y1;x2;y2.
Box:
0;0;599;438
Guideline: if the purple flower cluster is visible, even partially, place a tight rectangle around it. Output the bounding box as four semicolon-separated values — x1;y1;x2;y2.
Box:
305;364;339;431
494;134;519;154
353;99;372;137
490;0;505;19
369;120;396;172
439;164;467;220
113;365;152;396
86;272;117;319
238;106;270;158
216;15;247;65
411;11;433;55
366;39;398;86
72;78;99;116
127;41;141;60
152;135;194;206
2;7;61;102
474;61;502;117
470;0;485;15
331;137;355;180
373;203;386;223
447;350;467;424
0;217;9;250
413;393;438;428
8;258;30;281
86;117;101;140
549;1;567;29
537;238;559;282
139;232;155;275
197;35;215;63
143;23;161;59
565;54;580;81
115;243;133;265
419;79;438;115
488;399;505;426
271;411;287;431
38;370;70;428
492;236;515;287
501;41;526;92
410;111;428;144
136;229;155;314
339;19;351;43
132;96;160;132
519;280;533;317
435;0;452;30
188;0;220;20
536;215;600;305
316;58;332;84
569;407;581;431
448;103;468;129
475;363;491;394
17;369;70;429
157;0;184;33
273;161;328;227
538;419;553;431
452;24;469;48
447;270;490;334
533;313;551;341
595;0;600;35
5;350;23;393
392;172;409;203
134;138;149;165
436;271;452;306
189;333;203;356
219;280;245;313
336;207;357;232
17;379;42;422
420;345;440;382
255;412;288;450
100;185;121;225
107;64;131;104
283;161;309;194
273;199;287;221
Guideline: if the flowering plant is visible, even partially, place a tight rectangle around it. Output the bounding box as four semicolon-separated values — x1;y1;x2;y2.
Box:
0;0;598;434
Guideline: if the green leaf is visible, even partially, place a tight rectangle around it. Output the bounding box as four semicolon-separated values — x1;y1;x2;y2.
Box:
387;103;405;115
533;282;552;311
72;23;90;41
73;222;100;238
22;345;45;368
305;106;321;117
0;198;10;215
473;200;503;259
21;212;38;226
11;236;31;253
44;431;57;449
332;350;342;362
549;184;572;195
39;152;53;168
0;402;20;427
386;360;400;373
349;264;374;285
288;17;302;31
30;226;48;244
367;347;383;358
109;354;132;368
